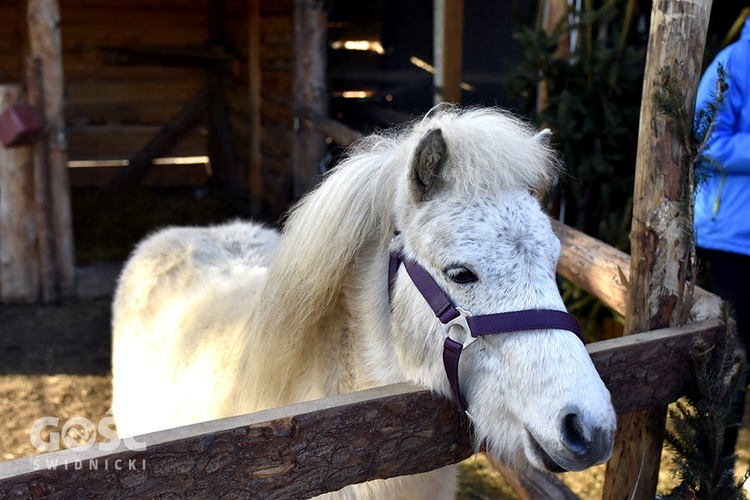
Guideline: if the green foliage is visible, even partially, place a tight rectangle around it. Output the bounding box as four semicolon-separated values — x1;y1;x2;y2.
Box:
509;0;645;244
509;0;645;337
661;307;750;499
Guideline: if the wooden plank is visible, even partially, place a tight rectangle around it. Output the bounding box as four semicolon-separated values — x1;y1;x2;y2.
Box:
67;127;206;161
601;1;714;498
69;163;210;189
0;322;719;497
66;81;202;106
106;86;210;189
27;0;75;300
494;462;578;500
0;84;41;303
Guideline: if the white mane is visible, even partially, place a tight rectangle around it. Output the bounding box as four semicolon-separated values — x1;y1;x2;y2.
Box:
239;106;561;408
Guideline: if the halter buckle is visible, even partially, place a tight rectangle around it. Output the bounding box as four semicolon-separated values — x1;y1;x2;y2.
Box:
443;307;478;348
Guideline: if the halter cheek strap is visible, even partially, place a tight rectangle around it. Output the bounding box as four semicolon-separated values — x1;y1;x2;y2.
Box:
389;251;585;414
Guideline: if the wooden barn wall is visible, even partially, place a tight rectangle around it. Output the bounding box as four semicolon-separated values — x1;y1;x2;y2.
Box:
225;0;294;219
61;0;210;166
0;0;296;210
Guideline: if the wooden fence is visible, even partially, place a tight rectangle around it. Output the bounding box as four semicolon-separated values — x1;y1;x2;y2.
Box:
0;0;726;498
0;218;725;498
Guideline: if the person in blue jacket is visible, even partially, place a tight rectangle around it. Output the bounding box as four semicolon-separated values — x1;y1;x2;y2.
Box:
694;13;750;463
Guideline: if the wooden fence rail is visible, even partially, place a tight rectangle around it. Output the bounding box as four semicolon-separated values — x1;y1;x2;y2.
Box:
0;318;719;499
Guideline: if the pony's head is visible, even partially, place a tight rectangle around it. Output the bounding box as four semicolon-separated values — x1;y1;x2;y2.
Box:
385;108;616;472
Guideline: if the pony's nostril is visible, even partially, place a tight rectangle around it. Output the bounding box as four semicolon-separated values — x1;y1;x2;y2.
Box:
561;412;590;456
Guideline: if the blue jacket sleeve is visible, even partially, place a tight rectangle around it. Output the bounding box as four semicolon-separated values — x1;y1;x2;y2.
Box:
704;41;750;174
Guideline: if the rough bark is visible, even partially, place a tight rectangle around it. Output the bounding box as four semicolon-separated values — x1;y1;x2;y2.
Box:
0;322;719;499
602;1;713;498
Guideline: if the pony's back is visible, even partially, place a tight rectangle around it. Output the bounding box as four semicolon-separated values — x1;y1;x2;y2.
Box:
112;221;279;437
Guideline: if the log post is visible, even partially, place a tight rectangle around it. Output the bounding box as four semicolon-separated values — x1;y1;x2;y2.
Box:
248;0;263;217
433;0;464;104
292;0;328;199
27;0;75;300
0;85;41;303
601;1;713;498
25;57;58;303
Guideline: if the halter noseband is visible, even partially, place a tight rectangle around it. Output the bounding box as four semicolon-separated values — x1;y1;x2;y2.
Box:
388;251;585;415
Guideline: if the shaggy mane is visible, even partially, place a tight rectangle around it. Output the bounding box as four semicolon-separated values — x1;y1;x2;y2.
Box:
240;106;560;408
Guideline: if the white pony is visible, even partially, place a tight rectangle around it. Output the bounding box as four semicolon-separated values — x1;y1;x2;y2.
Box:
112;107;616;499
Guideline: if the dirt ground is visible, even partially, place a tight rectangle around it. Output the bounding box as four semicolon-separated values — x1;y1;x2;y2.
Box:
1;298;748;498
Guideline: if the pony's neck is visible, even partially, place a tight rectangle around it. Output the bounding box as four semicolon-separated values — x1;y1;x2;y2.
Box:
238;147;400;410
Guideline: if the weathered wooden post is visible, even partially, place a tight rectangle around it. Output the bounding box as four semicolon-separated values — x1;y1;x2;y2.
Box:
292;0;328;199
433;0;464;104
0;85;41;303
601;1;713;498
248;0;263;217
27;0;75;301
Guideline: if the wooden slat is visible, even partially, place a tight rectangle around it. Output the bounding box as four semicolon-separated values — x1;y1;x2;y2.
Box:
0;321;719;497
67;128;206;161
69;163;209;189
106;85;211;188
551;219;723;321
590;319;719;413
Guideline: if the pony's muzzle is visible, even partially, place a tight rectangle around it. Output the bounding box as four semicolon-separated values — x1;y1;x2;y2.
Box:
555;407;615;470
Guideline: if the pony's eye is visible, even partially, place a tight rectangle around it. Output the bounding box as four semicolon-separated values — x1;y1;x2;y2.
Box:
445;266;478;284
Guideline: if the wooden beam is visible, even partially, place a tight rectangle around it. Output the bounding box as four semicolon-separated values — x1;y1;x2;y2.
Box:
551;219;723;321
433;0;464;104
493;462;578;500
25;57;57;304
207;84;244;215
0;84;41;303
0;322;719;497
315;118;363;147
27;0;75;300
248;0;263;217
0;384;473;498
602;1;714;498
292;0;328;198
106;86;211;189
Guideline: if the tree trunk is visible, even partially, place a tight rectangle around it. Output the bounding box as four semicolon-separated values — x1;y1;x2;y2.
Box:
601;1;713;498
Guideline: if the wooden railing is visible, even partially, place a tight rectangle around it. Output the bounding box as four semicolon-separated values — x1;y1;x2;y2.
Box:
0;219;724;498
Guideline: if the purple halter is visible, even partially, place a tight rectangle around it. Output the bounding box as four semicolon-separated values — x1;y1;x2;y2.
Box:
389;251;585;414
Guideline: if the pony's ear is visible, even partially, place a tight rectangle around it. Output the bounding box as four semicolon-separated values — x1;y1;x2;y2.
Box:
410;128;447;204
534;128;552;145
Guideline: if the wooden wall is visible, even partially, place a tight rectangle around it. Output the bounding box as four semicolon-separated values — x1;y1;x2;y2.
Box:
0;0;297;218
